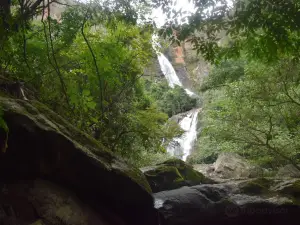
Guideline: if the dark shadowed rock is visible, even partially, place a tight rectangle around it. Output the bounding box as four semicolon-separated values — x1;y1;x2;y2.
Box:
154;181;300;225
0;97;159;225
272;179;300;198
0;179;127;225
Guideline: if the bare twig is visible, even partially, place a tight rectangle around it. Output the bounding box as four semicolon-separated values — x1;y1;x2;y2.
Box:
282;71;300;106
41;0;70;106
18;0;32;76
243;121;300;172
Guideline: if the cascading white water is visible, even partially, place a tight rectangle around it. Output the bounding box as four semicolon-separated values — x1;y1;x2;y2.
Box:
157;53;195;97
153;35;199;161
167;109;200;161
152;35;195;96
157;53;182;88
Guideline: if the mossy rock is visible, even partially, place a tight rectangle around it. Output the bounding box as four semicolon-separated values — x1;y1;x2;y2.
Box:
30;220;44;225
239;178;273;195
143;158;214;192
0;97;152;193
0;96;158;225
144;166;185;192
158;158;187;169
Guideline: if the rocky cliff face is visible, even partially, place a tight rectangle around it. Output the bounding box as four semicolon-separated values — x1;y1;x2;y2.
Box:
143;57;164;79
35;0;75;21
166;41;211;91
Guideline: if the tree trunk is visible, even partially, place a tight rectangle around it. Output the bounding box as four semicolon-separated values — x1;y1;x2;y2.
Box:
0;0;11;23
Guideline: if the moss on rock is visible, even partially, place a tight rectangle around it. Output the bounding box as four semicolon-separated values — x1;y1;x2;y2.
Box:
0;97;154;193
0;97;157;225
142;158;214;192
239;178;273;195
158;158;187;168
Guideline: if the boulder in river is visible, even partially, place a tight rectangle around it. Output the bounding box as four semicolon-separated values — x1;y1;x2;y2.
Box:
141;159;214;193
213;152;263;179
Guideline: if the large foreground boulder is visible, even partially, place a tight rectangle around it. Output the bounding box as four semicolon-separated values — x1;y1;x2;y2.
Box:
213;152;262;179
154;178;300;225
0;179;128;225
0;97;159;225
141;159;214;193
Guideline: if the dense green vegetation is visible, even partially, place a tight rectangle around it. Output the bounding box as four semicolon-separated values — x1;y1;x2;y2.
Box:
179;0;300;170
0;0;186;166
189;58;300;168
158;0;300;63
144;80;198;117
1;0;300;170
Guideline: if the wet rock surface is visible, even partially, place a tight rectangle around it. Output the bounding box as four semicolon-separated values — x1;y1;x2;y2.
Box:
152;155;300;225
154;179;300;225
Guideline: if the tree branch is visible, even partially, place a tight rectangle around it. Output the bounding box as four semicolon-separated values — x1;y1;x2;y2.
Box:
282;72;300;107
81;10;104;116
41;0;69;106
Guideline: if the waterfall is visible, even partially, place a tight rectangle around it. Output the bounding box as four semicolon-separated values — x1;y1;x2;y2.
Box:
157;53;195;96
153;36;199;161
157;53;182;88
167;109;200;161
152;34;194;96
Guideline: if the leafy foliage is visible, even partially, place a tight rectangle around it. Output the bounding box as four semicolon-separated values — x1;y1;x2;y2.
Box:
144;80;198;117
200;58;245;91
2;0;299;169
156;0;300;63
190;58;300;169
0;1;183;165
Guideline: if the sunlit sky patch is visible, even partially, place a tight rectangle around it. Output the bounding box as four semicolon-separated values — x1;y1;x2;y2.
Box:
77;0;197;27
151;0;197;27
77;0;233;28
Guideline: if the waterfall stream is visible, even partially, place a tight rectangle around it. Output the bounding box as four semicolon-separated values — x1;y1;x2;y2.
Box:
157;53;195;96
155;48;199;161
157;53;182;88
167;109;200;161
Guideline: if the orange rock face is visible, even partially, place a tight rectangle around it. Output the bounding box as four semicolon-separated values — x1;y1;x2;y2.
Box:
173;46;185;64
